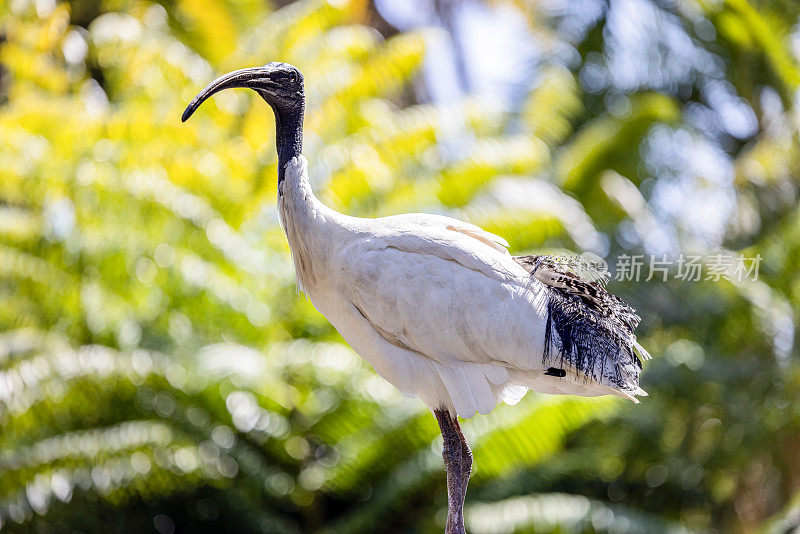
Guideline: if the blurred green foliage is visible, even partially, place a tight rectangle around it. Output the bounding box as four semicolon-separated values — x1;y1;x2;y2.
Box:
0;0;799;532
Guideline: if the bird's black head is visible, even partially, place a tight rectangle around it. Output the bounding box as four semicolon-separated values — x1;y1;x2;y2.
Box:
181;62;304;122
182;62;305;183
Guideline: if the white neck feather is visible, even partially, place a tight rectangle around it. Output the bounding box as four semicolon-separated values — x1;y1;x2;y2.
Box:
277;156;336;293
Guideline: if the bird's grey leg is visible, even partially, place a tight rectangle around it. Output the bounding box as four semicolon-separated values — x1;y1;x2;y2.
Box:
435;409;470;534
457;422;472;504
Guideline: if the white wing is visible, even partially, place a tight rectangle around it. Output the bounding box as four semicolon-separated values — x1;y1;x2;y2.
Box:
339;215;627;417
378;213;511;254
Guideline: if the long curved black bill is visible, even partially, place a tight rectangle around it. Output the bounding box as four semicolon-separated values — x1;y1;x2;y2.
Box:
181;67;270;122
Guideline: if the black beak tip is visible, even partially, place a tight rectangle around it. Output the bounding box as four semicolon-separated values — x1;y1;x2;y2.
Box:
181;106;193;123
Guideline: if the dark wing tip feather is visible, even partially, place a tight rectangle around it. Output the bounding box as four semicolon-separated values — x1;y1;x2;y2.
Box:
514;254;649;392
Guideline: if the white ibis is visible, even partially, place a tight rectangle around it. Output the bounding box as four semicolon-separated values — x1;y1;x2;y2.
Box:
182;62;650;534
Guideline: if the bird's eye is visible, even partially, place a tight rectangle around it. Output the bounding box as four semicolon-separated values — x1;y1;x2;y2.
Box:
288;72;297;83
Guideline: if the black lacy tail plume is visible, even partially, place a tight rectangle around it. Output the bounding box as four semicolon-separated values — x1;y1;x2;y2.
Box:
543;290;635;389
543;306;553;361
513;254;644;390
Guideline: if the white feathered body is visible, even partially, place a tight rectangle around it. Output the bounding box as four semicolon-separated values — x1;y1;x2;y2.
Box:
279;157;643;418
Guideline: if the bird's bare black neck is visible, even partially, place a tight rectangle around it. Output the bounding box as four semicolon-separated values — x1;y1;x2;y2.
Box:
272;99;304;185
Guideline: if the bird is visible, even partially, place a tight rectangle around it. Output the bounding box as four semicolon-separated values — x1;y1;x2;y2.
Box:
182;62;651;534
